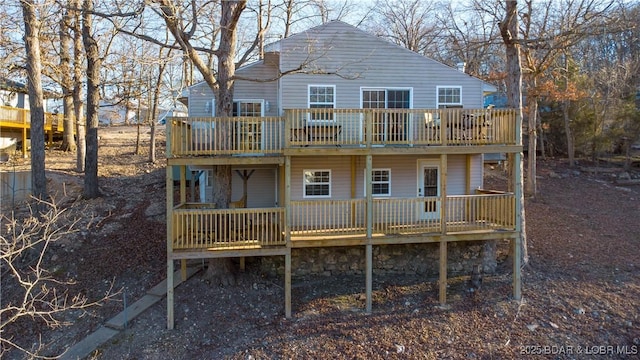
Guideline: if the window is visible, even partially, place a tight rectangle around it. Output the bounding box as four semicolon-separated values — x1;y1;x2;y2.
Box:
233;100;263;117
437;87;462;108
308;85;335;121
303;170;331;198
364;169;391;197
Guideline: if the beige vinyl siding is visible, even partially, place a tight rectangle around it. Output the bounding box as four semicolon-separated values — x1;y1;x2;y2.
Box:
231;168;278;207
279;21;485;110
293;154;483;200
187;61;279;117
199;166;278;207
290;156;352;200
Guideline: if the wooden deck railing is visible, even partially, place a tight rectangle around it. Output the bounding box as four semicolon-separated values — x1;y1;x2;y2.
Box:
169;193;516;250
290;199;367;236
0;106;64;132
445;194;516;232
172;204;285;249
168;116;284;156
166;108;517;156
372;197;441;235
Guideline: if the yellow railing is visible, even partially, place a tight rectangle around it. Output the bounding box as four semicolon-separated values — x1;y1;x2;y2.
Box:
166;108;517;156
172;205;285;249
0;106;64;132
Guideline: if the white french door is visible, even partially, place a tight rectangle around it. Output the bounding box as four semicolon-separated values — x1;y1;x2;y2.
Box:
361;88;411;142
417;160;440;220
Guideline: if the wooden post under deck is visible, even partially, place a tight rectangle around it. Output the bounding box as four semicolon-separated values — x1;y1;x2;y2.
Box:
179;165;187;282
284;156;292;318
439;240;447;305
513;152;523;300
439;154;448;305
21;110;28;158
365;155;373;314
166;165;175;330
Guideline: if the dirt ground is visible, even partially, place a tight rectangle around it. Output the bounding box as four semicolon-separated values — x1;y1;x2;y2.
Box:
2;126;639;359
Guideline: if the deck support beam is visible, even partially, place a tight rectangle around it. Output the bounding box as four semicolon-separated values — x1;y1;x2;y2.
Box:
365;155;373;314
285;250;291;318
513;151;523;300
439;240;447;306
284;156;292;318
166;164;175;330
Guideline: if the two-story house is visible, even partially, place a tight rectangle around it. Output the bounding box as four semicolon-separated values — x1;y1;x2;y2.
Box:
165;21;523;329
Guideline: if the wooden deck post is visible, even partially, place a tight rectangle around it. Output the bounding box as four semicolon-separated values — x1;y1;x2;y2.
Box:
21;109;28;158
284;156;292;318
439;154;448;306
513;152;523;300
439;239;447;306
440;154;448;234
166;164;175;330
365;155;373;314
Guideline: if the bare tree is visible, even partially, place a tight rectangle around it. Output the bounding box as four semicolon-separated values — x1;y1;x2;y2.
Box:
59;0;77;152
71;0;87;173
82;0;102;198
21;0;47;201
367;0;442;56
0;199;116;358
499;0;528;267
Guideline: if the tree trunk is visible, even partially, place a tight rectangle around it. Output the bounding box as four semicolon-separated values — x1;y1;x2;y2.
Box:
563;100;575;166
526;86;538;196
21;0;47;202
500;0;528;266
203;1;246;285
59;4;76;152
71;0;86;172
82;0;101;199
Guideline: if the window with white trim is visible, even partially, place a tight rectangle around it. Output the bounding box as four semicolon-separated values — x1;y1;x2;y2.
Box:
233;100;263;117
303;170;331;198
364;169;391;197
437;86;462;108
308;85;335;121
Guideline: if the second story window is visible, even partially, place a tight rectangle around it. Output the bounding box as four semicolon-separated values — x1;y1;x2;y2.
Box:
308;85;335;121
233;100;263;117
437;86;462;108
303;170;331;198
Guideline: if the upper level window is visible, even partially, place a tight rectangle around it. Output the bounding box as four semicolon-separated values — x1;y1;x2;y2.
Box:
308;85;335;121
303;170;331;198
437;87;462;108
233;100;263;117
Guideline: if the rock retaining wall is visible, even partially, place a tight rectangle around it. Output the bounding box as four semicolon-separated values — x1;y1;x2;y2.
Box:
261;240;509;278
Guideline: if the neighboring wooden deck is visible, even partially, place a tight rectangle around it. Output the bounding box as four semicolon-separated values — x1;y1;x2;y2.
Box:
0;106;68;156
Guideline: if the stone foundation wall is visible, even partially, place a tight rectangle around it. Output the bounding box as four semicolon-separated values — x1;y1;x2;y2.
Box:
261;240;508;278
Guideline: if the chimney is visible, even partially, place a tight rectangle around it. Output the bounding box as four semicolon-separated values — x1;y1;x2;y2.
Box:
456;62;467;73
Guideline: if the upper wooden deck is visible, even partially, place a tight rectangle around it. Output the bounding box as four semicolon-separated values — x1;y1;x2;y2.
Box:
166;108;521;159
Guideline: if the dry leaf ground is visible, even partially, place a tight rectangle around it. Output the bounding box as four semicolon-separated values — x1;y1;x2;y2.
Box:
1;126;639;359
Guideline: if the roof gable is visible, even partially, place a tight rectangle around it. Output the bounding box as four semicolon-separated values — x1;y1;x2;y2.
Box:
270;20;488;87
